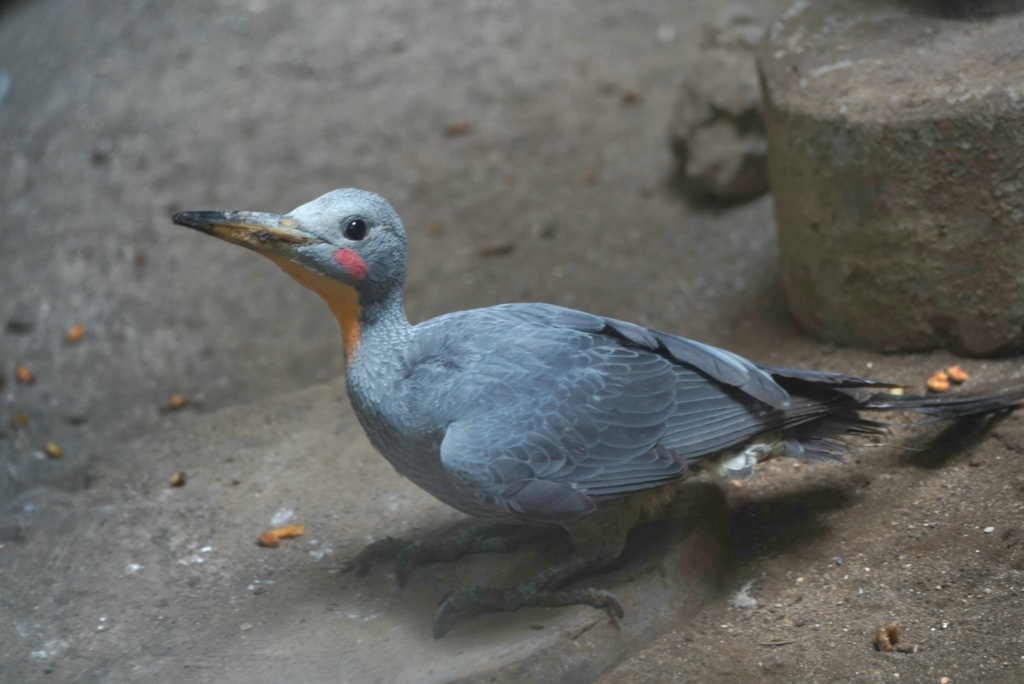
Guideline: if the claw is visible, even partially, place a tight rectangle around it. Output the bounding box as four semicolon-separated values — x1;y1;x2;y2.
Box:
590;589;624;620
433;593;459;639
433;585;500;639
341;555;372;577
431;583;624;638
341;536;413;578
345;524;544;590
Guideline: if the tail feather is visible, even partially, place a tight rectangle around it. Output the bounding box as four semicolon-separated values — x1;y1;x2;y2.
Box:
863;383;1024;419
781;405;888;463
777;379;1024;465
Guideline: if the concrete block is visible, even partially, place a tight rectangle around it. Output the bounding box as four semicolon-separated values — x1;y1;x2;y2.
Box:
760;0;1024;354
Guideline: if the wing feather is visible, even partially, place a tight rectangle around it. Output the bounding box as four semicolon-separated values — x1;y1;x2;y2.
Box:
420;303;868;521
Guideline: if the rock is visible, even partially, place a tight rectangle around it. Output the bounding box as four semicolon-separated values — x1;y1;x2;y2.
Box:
669;9;769;203
760;0;1024;354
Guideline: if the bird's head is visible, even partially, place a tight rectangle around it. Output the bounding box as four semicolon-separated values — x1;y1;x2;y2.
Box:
173;188;407;298
173;189;408;359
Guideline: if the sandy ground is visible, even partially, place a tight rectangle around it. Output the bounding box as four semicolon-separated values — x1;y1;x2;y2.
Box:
604;402;1024;683
2;0;1023;682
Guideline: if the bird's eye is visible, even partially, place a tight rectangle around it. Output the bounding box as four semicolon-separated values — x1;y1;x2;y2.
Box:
343;218;369;241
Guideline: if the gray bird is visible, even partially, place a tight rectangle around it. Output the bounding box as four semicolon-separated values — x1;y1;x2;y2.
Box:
173;189;1022;637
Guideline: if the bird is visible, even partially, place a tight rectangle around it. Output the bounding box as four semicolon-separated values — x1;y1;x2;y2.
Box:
173;188;1023;637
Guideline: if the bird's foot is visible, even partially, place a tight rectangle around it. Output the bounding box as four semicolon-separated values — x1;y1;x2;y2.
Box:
343;523;547;587
433;584;623;638
431;548;621;637
342;536;418;584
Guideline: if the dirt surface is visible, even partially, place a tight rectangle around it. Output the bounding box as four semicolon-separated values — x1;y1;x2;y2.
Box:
2;0;1023;682
604;374;1024;683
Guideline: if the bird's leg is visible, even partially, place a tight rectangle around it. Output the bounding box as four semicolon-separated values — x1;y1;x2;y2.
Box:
343;522;549;587
430;487;675;637
432;549;623;638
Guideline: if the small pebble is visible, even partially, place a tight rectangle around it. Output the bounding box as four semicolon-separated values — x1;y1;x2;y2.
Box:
65;411;89;425
258;524;305;548
166;394;188;410
873;622;900;652
926;371;950;393
946;365;969;384
478;242;515;258
983;526;994;534
14;364;34;384
444;120;472;137
65;323;87;344
620;89;642;106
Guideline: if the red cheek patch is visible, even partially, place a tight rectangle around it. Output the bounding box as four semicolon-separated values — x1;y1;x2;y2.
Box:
333;248;369;281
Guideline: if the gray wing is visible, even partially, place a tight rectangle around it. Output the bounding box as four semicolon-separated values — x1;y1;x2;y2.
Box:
426;305;790;523
425;303;887;524
438;343;689;522
488;303;793;409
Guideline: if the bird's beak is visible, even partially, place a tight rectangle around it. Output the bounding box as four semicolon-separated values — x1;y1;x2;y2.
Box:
172;210;320;255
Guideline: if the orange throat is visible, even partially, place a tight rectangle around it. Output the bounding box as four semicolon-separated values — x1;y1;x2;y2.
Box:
269;257;363;361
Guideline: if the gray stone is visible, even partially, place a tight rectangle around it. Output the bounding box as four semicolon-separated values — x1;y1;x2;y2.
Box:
669;9;769;203
760;0;1024;354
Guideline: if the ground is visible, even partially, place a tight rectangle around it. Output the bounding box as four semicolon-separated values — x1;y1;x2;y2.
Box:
603;407;1024;684
1;0;1023;682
